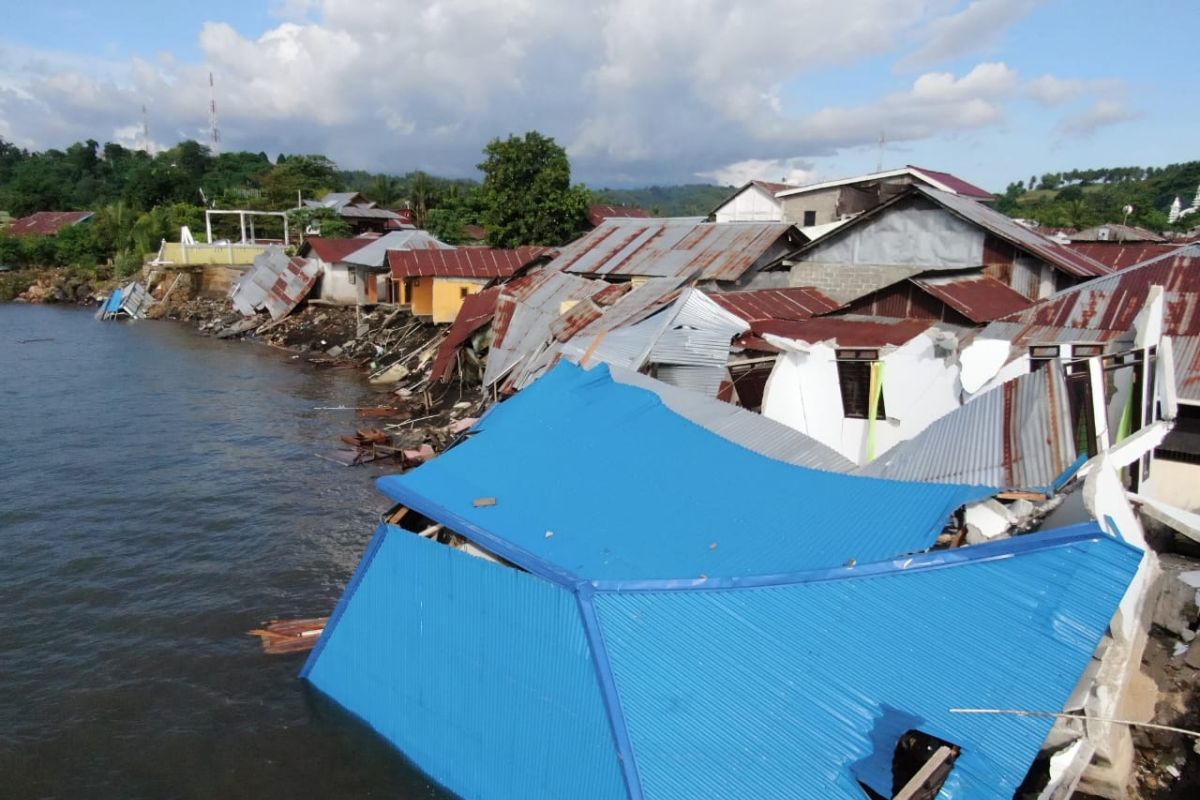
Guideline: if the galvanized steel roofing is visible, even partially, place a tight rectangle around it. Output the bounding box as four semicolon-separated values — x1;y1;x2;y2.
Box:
378;361;994;581
753;315;935;347
342;230;453;268
776;165;992;200
857;366;1079;491
710;286;840;322
911;273;1032;323
229;246;320;320
1069;243;1181;271
553;218;799;281
586;204;652;227
388;246;550;279
7;210;93;236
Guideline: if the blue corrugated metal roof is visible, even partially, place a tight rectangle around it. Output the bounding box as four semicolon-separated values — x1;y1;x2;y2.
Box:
592;525;1141;799
377;361;994;582
303;524;626;799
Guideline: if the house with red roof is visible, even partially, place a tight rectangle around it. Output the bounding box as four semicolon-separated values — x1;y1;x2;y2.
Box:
8;211;94;237
388;246;551;322
776;165;993;228
585;204;651;227
298;236;375;305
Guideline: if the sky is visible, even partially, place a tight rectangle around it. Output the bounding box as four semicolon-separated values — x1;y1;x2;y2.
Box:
0;0;1195;190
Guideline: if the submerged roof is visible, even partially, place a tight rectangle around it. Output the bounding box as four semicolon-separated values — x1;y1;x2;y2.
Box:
8;210;93;236
553;218;799;281
388;246;550;279
378;361;993;582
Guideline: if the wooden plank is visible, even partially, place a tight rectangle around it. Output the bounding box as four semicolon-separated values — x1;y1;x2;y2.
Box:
473;497;497;507
893;746;954;800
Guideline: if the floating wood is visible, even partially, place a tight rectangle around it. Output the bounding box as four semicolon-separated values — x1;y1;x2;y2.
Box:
473;497;497;507
247;617;329;655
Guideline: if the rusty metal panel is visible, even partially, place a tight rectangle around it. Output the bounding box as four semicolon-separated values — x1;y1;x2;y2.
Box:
388;247;551;279
913;274;1032;323
710;286;839;322
552;218;797;282
229;247;320;320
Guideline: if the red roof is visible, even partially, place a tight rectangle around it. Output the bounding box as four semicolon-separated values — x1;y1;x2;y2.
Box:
908;166;993;200
711;287;840;322
8;211;93;236
751;180;796;195
751;317;934;347
910;274;1032;323
431;286;502;382
1069;243;1182;272
586;204;652;227
303;237;370;263
388;247;551;279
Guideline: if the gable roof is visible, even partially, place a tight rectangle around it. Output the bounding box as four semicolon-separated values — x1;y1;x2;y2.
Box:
708;180;798;217
710;286;840;322
910;273;1032;323
301;236;371;263
554;217;800;282
342;230;454;268
776;165;992;200
388;246;551;279
8;211;93;236
586;204;651;227
1069;242;1182;271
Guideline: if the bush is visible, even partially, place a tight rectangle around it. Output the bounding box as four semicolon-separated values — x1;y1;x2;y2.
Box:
0;270;36;301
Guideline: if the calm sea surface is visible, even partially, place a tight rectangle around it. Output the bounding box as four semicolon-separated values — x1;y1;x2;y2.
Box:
0;305;451;799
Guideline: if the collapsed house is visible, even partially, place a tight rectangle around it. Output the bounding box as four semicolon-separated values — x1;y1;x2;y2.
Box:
96;281;153;320
229;246;321;321
386;246;551;323
302;361;1143;800
298;236;377;305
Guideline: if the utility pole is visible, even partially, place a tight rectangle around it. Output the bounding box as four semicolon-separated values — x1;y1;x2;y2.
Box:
876;130;886;173
209;72;222;156
141;105;152;155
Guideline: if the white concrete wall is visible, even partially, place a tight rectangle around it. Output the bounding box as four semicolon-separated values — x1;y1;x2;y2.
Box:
1143;460;1200;512
714;185;784;223
800;202;985;269
315;261;359;305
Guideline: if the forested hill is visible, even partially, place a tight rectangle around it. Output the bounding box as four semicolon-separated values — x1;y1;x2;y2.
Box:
592;184;732;217
994;160;1200;231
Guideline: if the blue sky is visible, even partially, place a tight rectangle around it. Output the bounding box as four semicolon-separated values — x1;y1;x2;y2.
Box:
0;0;1195;192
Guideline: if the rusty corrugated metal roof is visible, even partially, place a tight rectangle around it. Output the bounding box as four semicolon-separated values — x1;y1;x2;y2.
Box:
302;236;371;263
907;166;994;199
752;316;935;347
8;211;93;236
911;273;1032;323
586;204;651;227
229;247;320;320
430;287;502;382
710;287;840;322
1069;243;1182;271
554;218;798;282
388;246;551;279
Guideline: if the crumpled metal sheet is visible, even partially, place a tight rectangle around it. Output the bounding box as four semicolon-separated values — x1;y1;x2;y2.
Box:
229;246;321;320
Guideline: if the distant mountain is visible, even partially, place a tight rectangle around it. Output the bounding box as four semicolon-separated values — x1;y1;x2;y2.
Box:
591;184;732;218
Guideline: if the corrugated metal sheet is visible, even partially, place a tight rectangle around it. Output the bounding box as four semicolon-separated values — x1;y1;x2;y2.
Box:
229;247;320;320
857;366;1077;490
1172;335;1200;404
7;210;93;236
591;526;1141;800
710;286;840;322
377;361;994;582
1069;243;1181;271
920;187;1110;278
302;236;371;263
912;273;1032;323
388;246;551;279
553;218;798;281
653;364;728;400
430;286;502;382
753;316;935;347
587;204;652;226
342;230;454;268
1069;224;1167;243
303;525;625;800
483;270;608;387
606;366;854;471
909;165;994;199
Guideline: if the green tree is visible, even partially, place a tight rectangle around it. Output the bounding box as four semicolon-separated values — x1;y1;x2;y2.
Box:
287;206;352;239
477;131;590;247
260;155;340;208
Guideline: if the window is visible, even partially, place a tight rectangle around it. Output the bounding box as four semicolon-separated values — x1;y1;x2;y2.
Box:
1073;343;1104;358
837;349;885;419
460;286;471;299
347;269;356;285
803;210;817;226
1029;344;1059;371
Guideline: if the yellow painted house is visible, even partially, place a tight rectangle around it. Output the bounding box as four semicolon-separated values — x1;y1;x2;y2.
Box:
388;246;551;324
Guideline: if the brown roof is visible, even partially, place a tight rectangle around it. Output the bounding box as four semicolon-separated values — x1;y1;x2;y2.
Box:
586;204;652;227
910;274;1032;323
1069;243;1182;271
711;287;840;322
430;286;502;382
907;166;993;200
751;316;935;347
388;247;551;279
303;237;370;263
8;211;93;236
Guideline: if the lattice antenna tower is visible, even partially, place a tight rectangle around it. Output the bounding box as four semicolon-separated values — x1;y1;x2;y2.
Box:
876;130;886;173
141;104;152;155
209;72;222;155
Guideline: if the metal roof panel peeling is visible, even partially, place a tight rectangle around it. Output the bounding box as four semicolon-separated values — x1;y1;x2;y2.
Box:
388;246;550;279
377;361;995;581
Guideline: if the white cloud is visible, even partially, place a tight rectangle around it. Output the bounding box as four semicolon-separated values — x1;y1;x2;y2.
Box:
697;157;820;187
1025;74;1125;106
0;1;1125;184
1057;99;1139;138
899;0;1044;69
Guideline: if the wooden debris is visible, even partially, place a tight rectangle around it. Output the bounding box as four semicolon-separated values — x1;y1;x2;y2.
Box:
473;496;497;507
247;617;329;655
